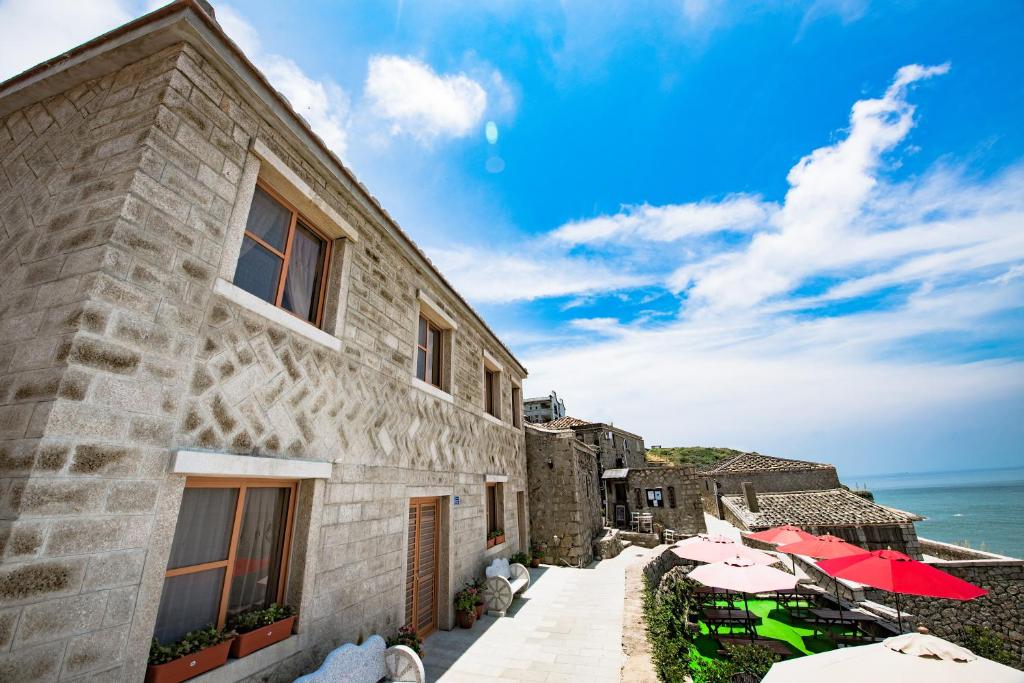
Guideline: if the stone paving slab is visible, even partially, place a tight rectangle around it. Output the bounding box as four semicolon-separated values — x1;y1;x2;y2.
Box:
423;546;657;682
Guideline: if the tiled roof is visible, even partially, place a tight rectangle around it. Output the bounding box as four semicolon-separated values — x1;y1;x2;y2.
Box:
541;416;594;430
702;452;833;474
721;488;922;530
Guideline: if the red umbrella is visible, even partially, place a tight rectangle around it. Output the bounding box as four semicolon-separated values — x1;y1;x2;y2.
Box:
775;534;865;559
818;549;988;632
747;525;817;546
776;534;865;620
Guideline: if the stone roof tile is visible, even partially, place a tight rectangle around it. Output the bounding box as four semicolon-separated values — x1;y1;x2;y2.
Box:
721;488;922;530
703;452;833;474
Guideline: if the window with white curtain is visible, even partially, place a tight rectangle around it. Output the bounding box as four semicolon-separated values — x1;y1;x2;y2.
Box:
152;479;296;645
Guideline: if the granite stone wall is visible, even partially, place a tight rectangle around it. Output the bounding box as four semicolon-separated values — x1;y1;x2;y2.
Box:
0;36;528;682
525;426;602;566
876;560;1024;667
624;467;706;536
700;467;841;515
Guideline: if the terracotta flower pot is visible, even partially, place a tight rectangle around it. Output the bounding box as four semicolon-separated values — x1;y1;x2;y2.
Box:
530;558;540;568
475;602;485;619
456;610;475;629
495;534;505;546
145;640;232;683
230;616;297;658
486;537;496;549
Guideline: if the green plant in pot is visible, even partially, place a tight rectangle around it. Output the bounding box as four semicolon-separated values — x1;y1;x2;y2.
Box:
487;528;505;548
510;551;530;567
146;625;236;683
387;625;424;658
454;588;477;629
468;578;486;618
530;541;545;567
226;603;297;658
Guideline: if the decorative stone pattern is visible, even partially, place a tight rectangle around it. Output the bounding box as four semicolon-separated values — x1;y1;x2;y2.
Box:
0;14;529;682
525;425;602;566
872;560;1024;668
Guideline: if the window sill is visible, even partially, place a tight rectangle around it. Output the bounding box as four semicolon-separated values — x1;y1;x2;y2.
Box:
484;541;508;557
481;412;504;427
213;279;341;352
410;376;453;403
192;634;301;683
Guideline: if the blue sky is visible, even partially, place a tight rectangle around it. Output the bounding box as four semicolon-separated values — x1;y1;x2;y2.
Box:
3;0;1022;476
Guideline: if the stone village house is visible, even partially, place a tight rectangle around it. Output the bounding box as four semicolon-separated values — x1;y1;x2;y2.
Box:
0;2;532;680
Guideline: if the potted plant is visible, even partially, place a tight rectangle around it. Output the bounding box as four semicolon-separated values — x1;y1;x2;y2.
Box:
454;589;477;629
226;603;297;658
468;579;486;618
530;541;544;567
510;551;530;567
146;626;236;683
488;528;505;547
387;625;424;659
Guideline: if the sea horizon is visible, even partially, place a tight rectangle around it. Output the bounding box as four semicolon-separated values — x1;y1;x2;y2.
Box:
839;465;1024;559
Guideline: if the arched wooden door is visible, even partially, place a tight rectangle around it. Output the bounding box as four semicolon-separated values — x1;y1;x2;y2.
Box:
405;497;440;635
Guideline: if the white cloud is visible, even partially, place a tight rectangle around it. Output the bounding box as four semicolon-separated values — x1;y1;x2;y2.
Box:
551;194;773;245
364;56;487;142
427;246;653;303
218;5;350;156
0;0;132;81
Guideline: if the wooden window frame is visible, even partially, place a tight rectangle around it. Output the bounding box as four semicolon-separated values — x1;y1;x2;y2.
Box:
485;482;503;536
510;385;522;428
163;477;298;631
416;314;444;388
240;180;333;327
668;486;677;509
484;368;498;417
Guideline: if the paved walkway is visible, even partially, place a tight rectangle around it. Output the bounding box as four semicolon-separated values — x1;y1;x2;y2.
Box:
423;545;657;682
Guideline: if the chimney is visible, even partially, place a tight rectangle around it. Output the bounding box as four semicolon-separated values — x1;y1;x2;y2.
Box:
742;481;759;512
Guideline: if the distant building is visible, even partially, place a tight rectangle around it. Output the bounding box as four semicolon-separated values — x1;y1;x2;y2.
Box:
602;466;707;536
541;416;646;472
698;451;841;516
524;390;567;423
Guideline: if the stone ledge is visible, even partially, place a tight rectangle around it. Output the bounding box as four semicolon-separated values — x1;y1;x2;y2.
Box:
172;450;332;479
213;278;342;352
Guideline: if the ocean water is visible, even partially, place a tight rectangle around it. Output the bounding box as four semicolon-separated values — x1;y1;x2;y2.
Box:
846;466;1024;559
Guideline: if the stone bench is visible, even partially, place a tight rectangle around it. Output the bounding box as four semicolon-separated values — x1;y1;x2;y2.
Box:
293;634;424;683
482;557;530;616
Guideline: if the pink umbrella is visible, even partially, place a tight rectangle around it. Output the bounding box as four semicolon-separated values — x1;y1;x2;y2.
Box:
673;534;779;566
689;557;798;641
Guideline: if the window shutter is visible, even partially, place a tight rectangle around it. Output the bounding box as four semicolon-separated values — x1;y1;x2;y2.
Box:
668;486;677;508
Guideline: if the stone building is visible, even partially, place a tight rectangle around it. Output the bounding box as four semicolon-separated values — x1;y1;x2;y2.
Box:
699;451;841;516
522;390;566;424
601;467;706;536
524;424;602;566
0;2;530;680
722;487;922;557
541;416;646;472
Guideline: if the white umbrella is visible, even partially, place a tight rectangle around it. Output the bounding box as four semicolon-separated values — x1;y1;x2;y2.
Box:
762;628;1024;683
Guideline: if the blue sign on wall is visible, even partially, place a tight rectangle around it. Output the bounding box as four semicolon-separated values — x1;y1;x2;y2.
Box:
454;496;461;506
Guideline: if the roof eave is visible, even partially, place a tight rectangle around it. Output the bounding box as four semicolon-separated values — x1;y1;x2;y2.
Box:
0;0;528;377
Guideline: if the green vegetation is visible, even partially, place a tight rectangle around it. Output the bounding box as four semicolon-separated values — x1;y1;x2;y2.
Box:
148;625;236;665
227;603;295;634
646;446;746;469
953;626;1017;667
643;570;843;682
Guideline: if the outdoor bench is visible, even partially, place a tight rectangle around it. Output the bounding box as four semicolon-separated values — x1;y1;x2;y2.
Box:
716;635;795;660
482;557;530;616
293;634;424;683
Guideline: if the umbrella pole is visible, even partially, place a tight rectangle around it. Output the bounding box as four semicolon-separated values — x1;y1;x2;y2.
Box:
895;593;903;633
749;593;757;643
833;576;844;622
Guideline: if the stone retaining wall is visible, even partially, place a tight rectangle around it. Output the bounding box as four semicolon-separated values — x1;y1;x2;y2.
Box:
874;559;1024;667
919;537;1014;561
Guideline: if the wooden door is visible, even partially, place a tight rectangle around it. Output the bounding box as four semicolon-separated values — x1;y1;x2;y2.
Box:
406;497;440;635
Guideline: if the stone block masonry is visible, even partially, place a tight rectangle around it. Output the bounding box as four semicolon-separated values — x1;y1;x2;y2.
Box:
0;7;530;681
525;425;602;566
